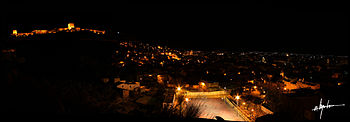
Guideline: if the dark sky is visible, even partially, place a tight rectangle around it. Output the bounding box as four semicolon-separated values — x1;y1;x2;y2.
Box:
2;4;348;55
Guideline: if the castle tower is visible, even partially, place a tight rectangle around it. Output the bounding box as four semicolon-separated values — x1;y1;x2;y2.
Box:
68;23;75;30
13;30;17;35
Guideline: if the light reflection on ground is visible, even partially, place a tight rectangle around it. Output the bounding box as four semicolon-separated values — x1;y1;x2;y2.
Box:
188;98;245;121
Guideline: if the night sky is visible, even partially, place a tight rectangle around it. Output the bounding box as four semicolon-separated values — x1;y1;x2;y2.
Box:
2;4;348;55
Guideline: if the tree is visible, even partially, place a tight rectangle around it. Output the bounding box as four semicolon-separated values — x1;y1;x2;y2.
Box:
160;94;203;119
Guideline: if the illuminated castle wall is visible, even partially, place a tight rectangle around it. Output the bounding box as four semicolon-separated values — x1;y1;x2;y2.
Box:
11;23;106;37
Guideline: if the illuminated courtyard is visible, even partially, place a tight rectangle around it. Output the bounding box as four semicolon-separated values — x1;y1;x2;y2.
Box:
188;98;246;121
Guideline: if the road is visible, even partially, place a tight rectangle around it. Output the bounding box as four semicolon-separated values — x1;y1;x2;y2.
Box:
188;98;246;121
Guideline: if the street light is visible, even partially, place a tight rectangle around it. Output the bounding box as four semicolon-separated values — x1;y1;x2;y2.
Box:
235;95;240;100
235;95;240;106
177;87;181;91
185;98;189;102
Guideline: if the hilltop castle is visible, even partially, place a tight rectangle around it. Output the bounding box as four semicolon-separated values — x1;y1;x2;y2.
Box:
11;23;106;37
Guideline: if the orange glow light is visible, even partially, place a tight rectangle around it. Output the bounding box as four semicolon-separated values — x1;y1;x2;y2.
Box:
177;87;181;91
248;80;254;84
68;23;75;29
12;30;17;35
